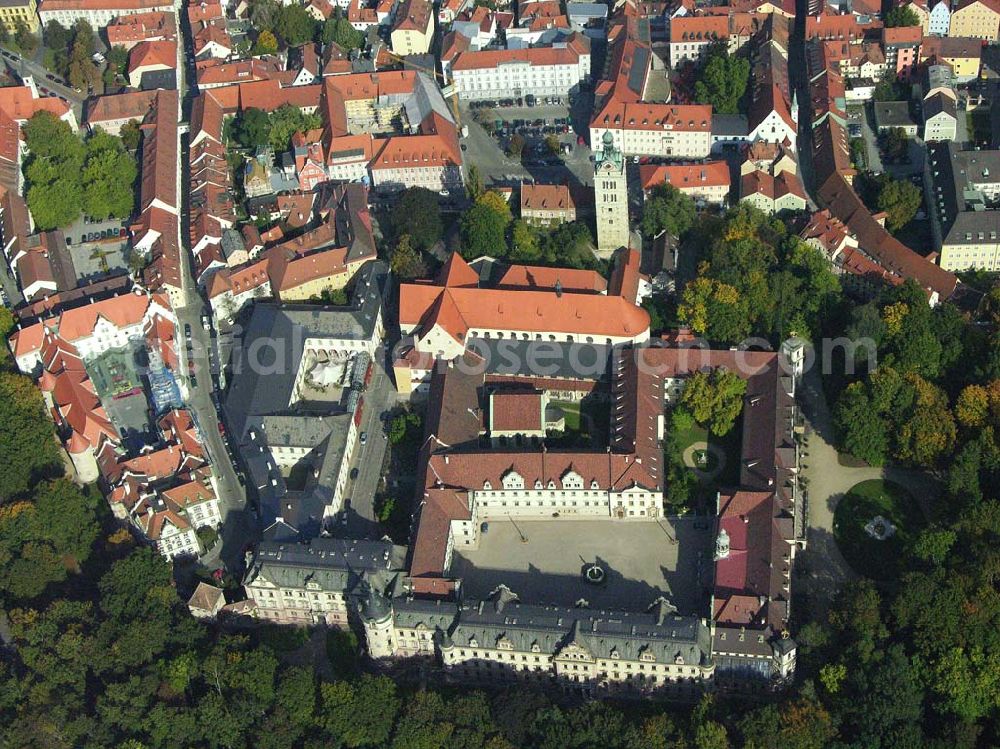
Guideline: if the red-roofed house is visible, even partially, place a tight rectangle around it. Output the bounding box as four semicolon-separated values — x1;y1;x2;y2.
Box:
639;161;731;204
127;39;177;88
106;10;175;49
519;183;576;225
391;0;434;54
37;329;119;482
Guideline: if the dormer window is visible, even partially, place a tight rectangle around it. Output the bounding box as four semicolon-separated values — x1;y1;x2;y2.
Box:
483;480;492;490
531;642;541;653
501;470;524;490
469;637;479;648
610;648;620;659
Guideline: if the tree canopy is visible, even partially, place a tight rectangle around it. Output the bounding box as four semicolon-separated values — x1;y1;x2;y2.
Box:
681;367;748;435
693;43;751;115
885;5;920;27
392;187;443;250
23;113;136;228
639;183;696;240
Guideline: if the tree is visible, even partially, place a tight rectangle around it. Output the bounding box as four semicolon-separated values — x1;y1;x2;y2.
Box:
874;174;921;232
850;137;867;170
545;133;560;154
508;133;525;156
879;126;910;163
478;190;512;221
461;193;511;259
681;367;748;435
466;163;484;201
104;44;128;87
694;44;751;114
956;383;990;428
22;111;86;229
275;4;317;47
393;187;443;250
67;21;99;92
873;71;907;102
461;202;508;258
82;131;137;220
0;480;99;601
834;382;889;466
254;29;279;56
0;372;61;500
43;20;72;51
885;4;920;27
266;104;322;151
234;107;270;148
640;183;696;239
14;21;37;56
321;674;399;747
389;234;428;280
895;374;956;467
678;275;751;343
119;119;141;151
321;9;364;49
510;219;540;262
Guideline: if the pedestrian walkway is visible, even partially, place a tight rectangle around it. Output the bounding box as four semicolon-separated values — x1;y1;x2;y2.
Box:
796;359;936;611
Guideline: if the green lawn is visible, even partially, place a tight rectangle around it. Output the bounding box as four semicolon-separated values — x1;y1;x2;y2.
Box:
833;480;923;581
555;400;582;432
672;418;708;457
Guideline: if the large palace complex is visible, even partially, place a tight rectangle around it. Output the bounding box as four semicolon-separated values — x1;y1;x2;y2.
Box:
243;254;805;696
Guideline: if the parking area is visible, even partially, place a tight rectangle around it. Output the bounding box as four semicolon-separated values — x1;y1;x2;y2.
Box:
460;95;596;189
451;517;712;615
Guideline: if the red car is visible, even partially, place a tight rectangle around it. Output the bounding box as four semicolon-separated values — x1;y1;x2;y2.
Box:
577;135;585;146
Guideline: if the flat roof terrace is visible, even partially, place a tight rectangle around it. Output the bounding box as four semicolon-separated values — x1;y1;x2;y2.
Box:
450;517;712;615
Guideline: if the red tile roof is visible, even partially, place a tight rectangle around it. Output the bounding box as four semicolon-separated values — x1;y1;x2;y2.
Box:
128;39;177;75
490;390;543;432
638;160;731;191
520;183;574;214
496;264;606;294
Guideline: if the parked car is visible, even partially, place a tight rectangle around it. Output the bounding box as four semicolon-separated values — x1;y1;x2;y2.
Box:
350;467;359;480
359;431;368;445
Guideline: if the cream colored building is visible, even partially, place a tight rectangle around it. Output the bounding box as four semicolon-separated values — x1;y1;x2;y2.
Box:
363;589;718;698
590;109;713;159
390;0;433;55
520;183;576;225
594;131;629;254
0;0;38;33
244;531;409;627
949;0;1000;41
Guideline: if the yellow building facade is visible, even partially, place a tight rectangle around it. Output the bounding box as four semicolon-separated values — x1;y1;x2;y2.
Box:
0;0;39;34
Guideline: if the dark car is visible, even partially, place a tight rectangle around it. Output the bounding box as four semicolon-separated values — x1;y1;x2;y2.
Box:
350;467;359;480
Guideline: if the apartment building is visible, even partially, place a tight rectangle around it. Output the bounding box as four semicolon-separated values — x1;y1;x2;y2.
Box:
668;12;760;67
0;0;38;33
390;0;433;55
448;34;591;101
590;102;713;158
638;161;731;205
519;183;576;225
38;0;174;28
928;142;1000;271
949;0;1000;41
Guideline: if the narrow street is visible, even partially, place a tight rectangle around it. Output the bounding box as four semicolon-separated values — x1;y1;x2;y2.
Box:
172;12;255;573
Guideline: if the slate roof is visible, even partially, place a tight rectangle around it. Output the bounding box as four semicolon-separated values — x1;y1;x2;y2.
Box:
450;598;712;665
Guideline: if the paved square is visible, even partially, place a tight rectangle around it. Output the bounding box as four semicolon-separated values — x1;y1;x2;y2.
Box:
451;518;712;615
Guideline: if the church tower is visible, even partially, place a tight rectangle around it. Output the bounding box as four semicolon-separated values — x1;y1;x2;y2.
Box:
594;131;629;256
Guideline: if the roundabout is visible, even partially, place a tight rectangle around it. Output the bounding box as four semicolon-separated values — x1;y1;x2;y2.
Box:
833;479;923;581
